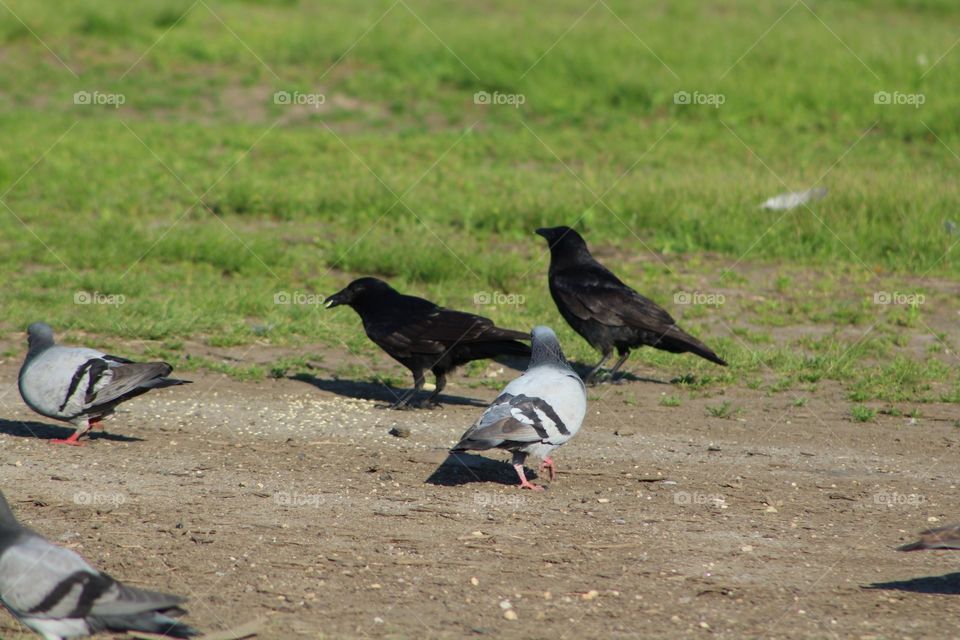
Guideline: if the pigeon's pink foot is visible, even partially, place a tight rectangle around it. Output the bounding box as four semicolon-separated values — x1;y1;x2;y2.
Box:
518;479;545;491
50;429;86;446
514;463;545;491
539;457;558;482
50;438;85;447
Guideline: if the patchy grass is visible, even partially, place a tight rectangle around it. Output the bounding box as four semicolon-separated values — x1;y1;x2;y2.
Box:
851;404;878;423
706;401;738;419
660;394;682;407
1;0;959;411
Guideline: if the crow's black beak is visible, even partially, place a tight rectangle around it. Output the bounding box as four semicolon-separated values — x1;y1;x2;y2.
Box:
535;227;549;239
324;292;345;309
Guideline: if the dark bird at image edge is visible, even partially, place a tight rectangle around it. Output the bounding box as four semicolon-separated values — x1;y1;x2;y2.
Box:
0;491;198;639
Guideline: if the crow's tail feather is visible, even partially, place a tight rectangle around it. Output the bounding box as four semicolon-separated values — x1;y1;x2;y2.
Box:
656;327;726;366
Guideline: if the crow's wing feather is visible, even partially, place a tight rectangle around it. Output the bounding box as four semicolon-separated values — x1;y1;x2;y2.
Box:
372;307;524;358
551;264;676;330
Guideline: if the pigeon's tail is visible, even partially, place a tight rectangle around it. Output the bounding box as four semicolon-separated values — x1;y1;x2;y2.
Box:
88;584;199;638
894;538;960;552
95;611;199;638
144;377;192;390
897;540;928;552
655;326;727;366
897;525;960;552
450;437;495;453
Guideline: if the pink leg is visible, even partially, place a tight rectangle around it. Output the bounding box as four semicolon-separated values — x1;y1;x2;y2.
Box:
538;457;557;482
50;420;91;447
50;431;85;447
513;463;545;491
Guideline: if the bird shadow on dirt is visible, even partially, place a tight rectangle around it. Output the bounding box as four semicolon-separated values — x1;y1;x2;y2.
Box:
0;419;143;442
425;453;538;488
290;374;487;408
865;572;960;595
566;361;672;385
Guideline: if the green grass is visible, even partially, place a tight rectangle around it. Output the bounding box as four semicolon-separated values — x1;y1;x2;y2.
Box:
706;401;738;419
1;0;959;406
660;395;682;407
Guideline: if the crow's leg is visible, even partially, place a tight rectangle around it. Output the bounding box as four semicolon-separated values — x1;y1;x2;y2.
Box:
584;350;612;385
417;368;446;409
538;457;557;481
389;369;425;409
51;418;91;446
608;349;632;384
512;452;543;490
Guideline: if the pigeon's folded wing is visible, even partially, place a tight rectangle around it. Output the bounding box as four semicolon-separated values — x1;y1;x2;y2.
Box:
85;361;173;408
454;392;569;450
0;536;110;618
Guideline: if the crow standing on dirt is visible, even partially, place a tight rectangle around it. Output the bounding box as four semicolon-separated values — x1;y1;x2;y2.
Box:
18;322;190;446
0;491;199;639
324;277;531;409
535;226;726;384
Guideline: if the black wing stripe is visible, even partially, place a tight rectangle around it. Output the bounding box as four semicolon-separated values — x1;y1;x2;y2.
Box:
511;394;569;437
83;360;110;405
58;359;99;413
27;570;113;617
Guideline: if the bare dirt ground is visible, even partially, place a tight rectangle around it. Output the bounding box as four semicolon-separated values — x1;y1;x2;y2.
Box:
0;345;958;640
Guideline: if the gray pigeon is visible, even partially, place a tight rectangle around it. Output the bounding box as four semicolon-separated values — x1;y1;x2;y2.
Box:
17;323;190;446
899;523;960;551
451;326;587;490
0;491;198;639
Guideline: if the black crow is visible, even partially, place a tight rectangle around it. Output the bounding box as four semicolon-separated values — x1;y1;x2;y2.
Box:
324;277;531;408
535;226;726;384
